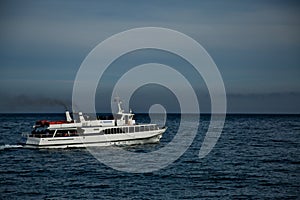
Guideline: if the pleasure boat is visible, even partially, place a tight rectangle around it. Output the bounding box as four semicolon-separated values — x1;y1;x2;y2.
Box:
21;100;167;148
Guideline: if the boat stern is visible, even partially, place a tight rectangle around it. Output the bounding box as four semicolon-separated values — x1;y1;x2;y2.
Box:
21;133;42;148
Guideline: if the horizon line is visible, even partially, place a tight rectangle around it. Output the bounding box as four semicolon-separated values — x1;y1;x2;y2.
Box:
0;112;299;115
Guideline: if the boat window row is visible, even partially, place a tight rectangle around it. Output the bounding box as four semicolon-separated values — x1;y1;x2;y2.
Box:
31;129;78;138
103;125;158;134
55;129;78;137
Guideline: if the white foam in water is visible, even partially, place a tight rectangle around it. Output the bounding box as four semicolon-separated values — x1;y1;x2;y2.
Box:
0;144;23;150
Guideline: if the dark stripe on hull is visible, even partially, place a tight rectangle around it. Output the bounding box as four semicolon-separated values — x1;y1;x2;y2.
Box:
24;133;163;148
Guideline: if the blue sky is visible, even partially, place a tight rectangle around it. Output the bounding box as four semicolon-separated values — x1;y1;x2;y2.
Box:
0;0;299;113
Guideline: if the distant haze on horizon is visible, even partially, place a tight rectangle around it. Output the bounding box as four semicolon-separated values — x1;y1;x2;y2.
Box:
0;0;299;114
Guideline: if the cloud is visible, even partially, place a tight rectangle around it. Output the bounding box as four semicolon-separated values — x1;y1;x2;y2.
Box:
0;1;299;113
1;0;299;53
227;92;300;113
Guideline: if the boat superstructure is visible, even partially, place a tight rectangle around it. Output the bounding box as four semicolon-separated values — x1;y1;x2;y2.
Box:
21;100;167;148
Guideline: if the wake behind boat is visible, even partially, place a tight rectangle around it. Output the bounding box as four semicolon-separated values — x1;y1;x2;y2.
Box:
21;100;167;148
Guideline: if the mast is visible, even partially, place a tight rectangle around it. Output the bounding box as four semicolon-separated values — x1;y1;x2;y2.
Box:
115;97;124;114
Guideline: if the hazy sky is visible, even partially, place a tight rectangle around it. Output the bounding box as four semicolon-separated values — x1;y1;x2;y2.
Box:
0;0;299;113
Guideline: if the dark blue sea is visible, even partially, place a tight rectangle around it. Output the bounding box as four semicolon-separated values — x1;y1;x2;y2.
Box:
0;114;299;199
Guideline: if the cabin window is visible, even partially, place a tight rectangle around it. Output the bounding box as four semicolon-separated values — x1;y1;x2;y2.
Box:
105;129;110;134
144;126;149;131
135;126;140;132
140;126;144;132
129;127;134;133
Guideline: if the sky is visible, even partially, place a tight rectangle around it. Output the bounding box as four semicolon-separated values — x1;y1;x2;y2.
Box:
0;0;299;113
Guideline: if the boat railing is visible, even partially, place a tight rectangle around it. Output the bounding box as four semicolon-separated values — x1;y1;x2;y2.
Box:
21;132;30;137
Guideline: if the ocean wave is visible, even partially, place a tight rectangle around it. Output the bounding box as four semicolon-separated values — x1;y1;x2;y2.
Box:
0;144;23;150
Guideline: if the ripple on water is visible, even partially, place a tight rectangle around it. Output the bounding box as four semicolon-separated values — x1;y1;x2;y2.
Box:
0;114;299;199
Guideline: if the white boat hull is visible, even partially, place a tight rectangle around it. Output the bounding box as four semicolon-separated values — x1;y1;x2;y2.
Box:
22;129;165;149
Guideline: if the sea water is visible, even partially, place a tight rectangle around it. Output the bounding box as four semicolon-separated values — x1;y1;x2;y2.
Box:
0;114;299;199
